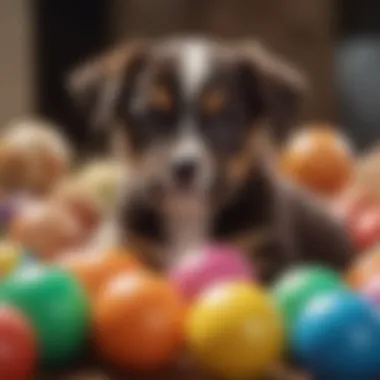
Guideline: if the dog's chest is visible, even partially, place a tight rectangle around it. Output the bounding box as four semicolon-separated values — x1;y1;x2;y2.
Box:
123;198;210;268
165;211;209;259
122;170;286;276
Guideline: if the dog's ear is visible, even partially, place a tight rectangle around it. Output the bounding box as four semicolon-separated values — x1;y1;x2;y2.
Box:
67;41;147;128
237;42;307;142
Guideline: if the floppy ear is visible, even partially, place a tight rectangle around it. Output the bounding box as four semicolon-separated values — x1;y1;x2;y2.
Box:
238;42;307;142
66;41;147;129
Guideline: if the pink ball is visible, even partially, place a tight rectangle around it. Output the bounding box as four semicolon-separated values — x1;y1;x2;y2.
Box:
168;243;254;302
361;277;380;306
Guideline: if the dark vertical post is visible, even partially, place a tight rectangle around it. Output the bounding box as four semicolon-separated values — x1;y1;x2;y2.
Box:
337;0;380;149
34;0;108;150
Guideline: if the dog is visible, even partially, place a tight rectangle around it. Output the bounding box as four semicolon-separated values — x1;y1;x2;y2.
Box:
68;37;354;283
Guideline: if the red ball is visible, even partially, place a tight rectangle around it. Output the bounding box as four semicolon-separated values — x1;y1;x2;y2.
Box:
0;305;36;379
350;208;380;252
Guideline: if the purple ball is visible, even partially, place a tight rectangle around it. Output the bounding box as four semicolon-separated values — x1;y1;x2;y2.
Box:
0;193;34;230
168;243;254;302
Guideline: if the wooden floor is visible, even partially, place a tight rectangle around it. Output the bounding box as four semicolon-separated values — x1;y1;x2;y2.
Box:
42;361;310;380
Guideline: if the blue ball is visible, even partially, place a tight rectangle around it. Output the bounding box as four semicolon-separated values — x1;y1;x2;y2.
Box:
292;290;380;379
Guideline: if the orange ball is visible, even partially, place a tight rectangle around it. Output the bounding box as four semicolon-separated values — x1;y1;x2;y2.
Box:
10;201;86;260
94;272;185;371
346;246;380;288
59;247;142;300
280;126;354;196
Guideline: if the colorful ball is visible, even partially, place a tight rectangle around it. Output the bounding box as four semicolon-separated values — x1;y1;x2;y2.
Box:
0;201;14;230
0;266;89;367
0;193;35;232
59;246;142;300
51;177;101;233
0;118;72;195
168;243;253;302
76;159;123;214
10;201;87;260
292;290;380;378
0;240;22;277
352;144;380;202
0;141;32;193
280;126;354;196
349;207;380;252
272;266;345;332
347;246;380;288
20;251;37;268
186;282;284;379
361;277;380;307
94;272;185;371
0;305;36;379
333;187;376;224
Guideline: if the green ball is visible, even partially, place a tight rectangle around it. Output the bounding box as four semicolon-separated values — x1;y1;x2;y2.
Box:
0;265;90;367
272;266;345;333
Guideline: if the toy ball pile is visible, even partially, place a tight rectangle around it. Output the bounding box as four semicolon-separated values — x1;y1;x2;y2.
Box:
1;119;380;380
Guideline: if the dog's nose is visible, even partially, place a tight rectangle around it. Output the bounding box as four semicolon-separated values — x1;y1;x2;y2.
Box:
172;160;198;186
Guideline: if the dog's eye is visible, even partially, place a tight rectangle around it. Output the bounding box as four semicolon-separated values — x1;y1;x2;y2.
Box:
202;90;225;115
149;84;172;111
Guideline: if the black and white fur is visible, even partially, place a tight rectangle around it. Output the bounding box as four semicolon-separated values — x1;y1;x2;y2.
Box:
68;37;354;283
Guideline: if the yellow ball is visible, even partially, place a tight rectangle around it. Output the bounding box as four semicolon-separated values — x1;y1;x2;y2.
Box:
186;282;284;379
0;241;21;277
76;160;124;214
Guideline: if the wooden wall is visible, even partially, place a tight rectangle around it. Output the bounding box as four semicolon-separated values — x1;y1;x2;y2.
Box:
111;0;334;123
0;0;33;126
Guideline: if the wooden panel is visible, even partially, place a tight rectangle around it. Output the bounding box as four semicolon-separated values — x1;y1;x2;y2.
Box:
0;0;33;125
197;0;334;121
111;0;334;122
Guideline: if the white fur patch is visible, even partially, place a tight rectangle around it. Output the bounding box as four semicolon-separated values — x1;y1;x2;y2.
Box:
171;128;213;192
172;128;206;161
179;40;211;98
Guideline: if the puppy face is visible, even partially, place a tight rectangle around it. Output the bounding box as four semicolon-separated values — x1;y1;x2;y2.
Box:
69;38;304;212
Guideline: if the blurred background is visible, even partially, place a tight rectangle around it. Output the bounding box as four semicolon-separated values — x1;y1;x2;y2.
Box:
0;0;378;151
